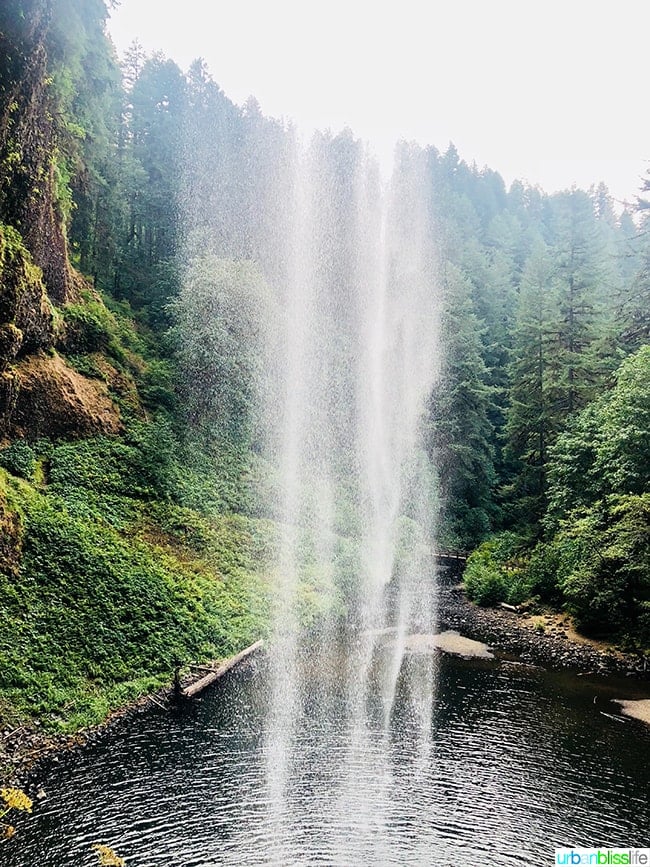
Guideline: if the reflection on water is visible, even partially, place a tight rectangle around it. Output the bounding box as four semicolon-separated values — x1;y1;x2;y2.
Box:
4;653;650;866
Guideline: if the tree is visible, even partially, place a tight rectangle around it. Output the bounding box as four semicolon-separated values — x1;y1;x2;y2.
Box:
547;189;616;414
547;345;650;523
170;256;271;444
504;242;563;525
129;55;185;265
617;210;650;350
554;494;650;642
181;58;244;259
427;263;496;547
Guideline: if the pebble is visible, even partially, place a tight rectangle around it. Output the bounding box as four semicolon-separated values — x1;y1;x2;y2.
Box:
438;579;649;679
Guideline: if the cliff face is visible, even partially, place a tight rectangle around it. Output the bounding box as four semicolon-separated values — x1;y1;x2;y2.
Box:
1;352;122;440
0;0;76;306
0;1;122;438
0;224;54;367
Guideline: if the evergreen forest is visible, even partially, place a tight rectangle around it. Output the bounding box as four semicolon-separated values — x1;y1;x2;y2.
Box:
1;0;649;737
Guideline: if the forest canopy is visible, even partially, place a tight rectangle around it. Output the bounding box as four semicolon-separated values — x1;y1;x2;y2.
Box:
0;0;649;742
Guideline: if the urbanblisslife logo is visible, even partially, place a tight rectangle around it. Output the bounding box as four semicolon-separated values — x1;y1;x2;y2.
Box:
555;850;650;865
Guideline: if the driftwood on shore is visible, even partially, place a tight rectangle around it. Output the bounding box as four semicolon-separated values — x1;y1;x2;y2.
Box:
180;640;264;699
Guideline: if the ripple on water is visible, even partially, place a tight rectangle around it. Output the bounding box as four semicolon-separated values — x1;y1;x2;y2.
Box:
4;657;650;866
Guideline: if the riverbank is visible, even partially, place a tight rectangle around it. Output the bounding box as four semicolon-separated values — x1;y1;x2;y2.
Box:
4;583;649;789
0;685;174;790
0;650;263;789
438;577;650;678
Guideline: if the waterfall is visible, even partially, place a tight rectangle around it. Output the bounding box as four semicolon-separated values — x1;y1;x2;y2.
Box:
260;135;441;850
181;120;441;859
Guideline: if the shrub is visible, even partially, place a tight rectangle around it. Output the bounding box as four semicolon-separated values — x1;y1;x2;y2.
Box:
463;531;528;606
62;300;115;354
559;495;650;644
524;535;581;606
48;419;177;502
0;488;271;730
0;440;36;481
463;552;509;606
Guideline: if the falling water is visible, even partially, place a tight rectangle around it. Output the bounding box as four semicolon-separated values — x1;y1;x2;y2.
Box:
180;119;442;858
7;127;650;867
257;134;441;856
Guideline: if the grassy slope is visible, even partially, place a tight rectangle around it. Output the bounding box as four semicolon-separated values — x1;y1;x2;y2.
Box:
0;292;276;734
0;455;273;733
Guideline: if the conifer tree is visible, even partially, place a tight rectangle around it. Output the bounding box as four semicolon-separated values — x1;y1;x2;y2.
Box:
427;263;496;547
504;242;563;525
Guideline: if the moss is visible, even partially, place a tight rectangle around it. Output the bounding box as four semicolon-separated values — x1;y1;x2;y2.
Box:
0;223;53;363
0;464;272;732
0;352;122;440
60;298;117;355
0;324;23;362
0;477;23;576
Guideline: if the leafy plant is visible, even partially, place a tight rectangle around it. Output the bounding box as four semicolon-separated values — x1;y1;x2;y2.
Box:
463;532;528;606
0;787;32;839
0;440;36;481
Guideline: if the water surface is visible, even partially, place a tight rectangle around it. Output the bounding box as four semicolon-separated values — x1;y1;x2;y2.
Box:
5;651;650;866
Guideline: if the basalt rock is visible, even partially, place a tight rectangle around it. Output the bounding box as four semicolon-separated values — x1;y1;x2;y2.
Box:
0;352;122;440
0;224;54;369
0;2;76;305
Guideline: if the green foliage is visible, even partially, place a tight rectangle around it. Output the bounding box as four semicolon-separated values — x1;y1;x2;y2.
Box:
64;351;106;380
427;264;496;548
463;532;527;606
170;257;272;443
59;289;144;370
0;462;272;731
503;242;563;524
0;440;36;480
48;423;173;502
556;495;650;645
61;299;114;353
463;548;509;607
466;347;650;649
547;346;650;524
138;358;177;412
172;436;257;516
523;535;580;606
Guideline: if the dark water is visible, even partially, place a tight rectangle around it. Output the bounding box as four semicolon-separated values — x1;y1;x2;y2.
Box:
4;653;650;867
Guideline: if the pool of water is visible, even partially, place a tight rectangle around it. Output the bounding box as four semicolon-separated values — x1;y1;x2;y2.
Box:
5;651;650;866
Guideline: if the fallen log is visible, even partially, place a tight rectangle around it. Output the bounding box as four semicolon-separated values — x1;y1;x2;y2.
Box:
599;711;627;723
148;695;167;711
180;640;264;699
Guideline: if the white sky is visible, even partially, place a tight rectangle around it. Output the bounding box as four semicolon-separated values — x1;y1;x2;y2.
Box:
106;0;649;205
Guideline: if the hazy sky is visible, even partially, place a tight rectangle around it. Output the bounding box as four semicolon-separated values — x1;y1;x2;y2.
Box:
107;0;649;204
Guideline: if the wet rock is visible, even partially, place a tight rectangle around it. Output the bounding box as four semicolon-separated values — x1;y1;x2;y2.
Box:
437;576;648;680
0;352;122;439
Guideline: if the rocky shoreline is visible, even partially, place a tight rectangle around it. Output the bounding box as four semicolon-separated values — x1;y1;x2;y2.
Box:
3;584;650;789
0;687;177;791
438;577;650;678
0;659;232;789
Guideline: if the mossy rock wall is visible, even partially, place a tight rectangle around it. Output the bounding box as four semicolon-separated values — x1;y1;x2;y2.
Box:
0;2;75;304
0;223;54;368
0;352;122;441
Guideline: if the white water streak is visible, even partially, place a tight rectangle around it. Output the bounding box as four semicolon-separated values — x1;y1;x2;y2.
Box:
262;139;441;823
